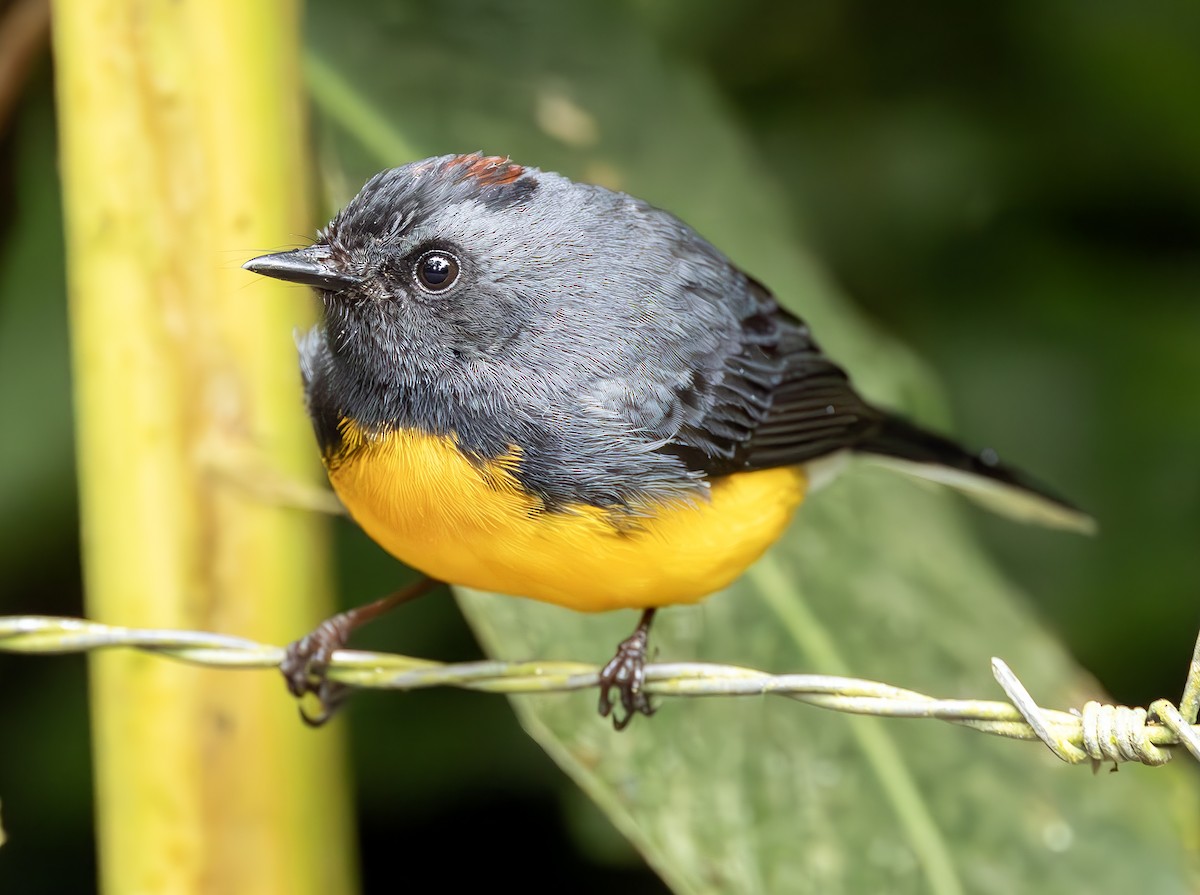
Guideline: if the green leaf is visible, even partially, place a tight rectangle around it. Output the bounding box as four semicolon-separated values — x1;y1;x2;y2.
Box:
305;2;1200;891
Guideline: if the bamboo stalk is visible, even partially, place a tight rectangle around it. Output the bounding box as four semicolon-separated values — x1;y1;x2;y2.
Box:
51;1;357;892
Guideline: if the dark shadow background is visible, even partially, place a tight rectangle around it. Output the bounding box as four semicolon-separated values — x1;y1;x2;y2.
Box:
1;1;1196;891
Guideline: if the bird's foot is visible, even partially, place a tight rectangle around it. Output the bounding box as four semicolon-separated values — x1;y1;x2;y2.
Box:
280;577;438;726
281;612;358;726
597;608;657;730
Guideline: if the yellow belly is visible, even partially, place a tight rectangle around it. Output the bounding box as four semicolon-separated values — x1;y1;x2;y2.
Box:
328;422;806;612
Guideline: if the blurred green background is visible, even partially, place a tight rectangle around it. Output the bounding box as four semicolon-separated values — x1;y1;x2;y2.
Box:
1;1;1197;891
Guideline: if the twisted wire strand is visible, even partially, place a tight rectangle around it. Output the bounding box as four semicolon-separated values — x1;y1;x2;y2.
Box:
3;614;1198;767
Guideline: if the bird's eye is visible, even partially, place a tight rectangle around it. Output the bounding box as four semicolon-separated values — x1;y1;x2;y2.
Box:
414;251;460;292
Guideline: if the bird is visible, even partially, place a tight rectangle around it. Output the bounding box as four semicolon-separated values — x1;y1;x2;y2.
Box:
244;152;1093;728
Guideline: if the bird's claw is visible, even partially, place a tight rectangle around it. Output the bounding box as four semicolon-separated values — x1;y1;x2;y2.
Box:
280;615;355;727
597;625;656;730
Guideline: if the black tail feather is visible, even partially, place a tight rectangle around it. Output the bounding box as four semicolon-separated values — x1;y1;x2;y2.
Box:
855;414;1095;533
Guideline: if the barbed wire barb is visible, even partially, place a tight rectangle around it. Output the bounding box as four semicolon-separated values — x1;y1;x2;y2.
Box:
2;614;1198;768
1176;628;1200;725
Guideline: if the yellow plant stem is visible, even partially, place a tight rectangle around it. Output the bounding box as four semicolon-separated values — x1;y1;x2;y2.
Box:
52;2;356;893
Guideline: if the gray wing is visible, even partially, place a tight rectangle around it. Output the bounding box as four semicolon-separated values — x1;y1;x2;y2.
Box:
629;273;888;477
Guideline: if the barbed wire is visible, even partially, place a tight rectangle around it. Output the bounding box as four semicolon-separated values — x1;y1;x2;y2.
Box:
3;614;1198;767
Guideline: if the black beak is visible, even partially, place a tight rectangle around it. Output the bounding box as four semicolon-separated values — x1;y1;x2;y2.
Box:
243;246;362;290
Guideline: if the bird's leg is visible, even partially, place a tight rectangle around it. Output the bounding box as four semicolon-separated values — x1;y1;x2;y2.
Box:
598;607;658;730
281;576;439;726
